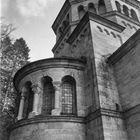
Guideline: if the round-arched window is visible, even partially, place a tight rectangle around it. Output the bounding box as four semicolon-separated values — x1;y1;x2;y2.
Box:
61;76;77;115
78;5;85;19
42;76;54;115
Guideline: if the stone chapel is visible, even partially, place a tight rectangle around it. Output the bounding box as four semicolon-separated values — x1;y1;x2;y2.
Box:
9;0;140;140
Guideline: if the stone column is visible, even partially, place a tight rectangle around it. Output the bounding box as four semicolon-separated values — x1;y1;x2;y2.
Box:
31;83;42;116
94;4;99;15
120;5;124;14
17;87;26;120
52;82;61;116
128;9;132;18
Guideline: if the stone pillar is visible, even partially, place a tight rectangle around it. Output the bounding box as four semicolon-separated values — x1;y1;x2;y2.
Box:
95;4;99;15
17;87;26;120
128;9;132;18
120;5;124;14
52;82;61;116
31;83;42;116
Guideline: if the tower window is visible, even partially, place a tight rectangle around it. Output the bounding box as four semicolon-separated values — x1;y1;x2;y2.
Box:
123;5;129;16
78;5;85;19
115;1;121;13
98;0;106;15
88;3;96;14
61;76;76;115
131;9;139;21
42;76;54;115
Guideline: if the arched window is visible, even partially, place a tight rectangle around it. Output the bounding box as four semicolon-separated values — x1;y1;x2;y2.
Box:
61;76;76;115
42;76;54;115
98;0;106;15
78;5;85;19
115;1;121;13
88;3;96;14
123;5;129;16
23;81;34;118
131;9;139;21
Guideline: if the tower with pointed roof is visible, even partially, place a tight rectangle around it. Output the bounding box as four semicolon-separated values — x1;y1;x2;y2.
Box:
9;0;140;140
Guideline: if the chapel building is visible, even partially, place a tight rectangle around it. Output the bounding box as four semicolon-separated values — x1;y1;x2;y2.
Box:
9;0;140;140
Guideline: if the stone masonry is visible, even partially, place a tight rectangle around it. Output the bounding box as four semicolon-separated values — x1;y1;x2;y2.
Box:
9;0;140;140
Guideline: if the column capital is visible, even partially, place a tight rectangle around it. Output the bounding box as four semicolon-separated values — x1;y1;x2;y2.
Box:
120;5;124;14
20;87;27;97
53;81;61;90
53;81;61;85
31;83;42;94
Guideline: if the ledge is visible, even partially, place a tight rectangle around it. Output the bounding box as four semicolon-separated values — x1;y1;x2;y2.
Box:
107;29;140;65
52;25;70;53
11;107;139;132
14;57;85;91
85;108;123;123
11;115;85;131
67;11;125;44
102;11;140;26
123;104;140;119
52;0;70;34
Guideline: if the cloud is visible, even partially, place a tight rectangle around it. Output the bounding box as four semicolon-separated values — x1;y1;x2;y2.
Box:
1;0;10;17
16;0;54;18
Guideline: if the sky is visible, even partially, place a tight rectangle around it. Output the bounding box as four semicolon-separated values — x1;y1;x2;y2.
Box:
1;0;65;61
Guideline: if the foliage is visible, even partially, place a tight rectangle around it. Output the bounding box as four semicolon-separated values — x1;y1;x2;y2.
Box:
1;37;30;115
0;22;15;40
0;23;30;140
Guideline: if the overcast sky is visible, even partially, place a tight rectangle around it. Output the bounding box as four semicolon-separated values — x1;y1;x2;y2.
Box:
1;0;65;61
1;0;140;61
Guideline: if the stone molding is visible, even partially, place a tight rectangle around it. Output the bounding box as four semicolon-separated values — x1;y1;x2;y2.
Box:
13;106;140;132
102;11;140;26
85;108;123;123
52;0;70;34
67;11;125;44
11;116;85;131
52;25;70;53
107;29;140;65
14;57;85;91
13;108;123;129
123;104;140;119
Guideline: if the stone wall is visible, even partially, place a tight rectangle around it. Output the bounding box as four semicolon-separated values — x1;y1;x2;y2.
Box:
111;30;140;140
90;17;128;140
9;117;85;140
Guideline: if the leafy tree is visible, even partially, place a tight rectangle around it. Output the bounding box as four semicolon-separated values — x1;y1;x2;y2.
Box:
1;37;30;114
0;32;30;140
0;22;15;40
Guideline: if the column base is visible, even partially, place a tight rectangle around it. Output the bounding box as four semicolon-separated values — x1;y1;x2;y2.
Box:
28;111;39;118
17;116;22;120
51;108;61;116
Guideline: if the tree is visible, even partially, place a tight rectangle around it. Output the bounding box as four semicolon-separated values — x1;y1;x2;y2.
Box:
0;22;15;40
1;37;30;113
0;36;30;140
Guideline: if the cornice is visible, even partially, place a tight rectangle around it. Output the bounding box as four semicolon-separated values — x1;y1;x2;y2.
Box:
69;0;86;5
120;0;140;8
107;29;140;65
67;12;125;44
103;11;140;27
14;57;85;91
52;0;71;34
123;104;140;119
85;108;123;123
52;25;70;53
67;12;90;44
11;107;124;132
11;116;85;131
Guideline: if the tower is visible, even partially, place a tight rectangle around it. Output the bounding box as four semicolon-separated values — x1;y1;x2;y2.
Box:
9;0;140;140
